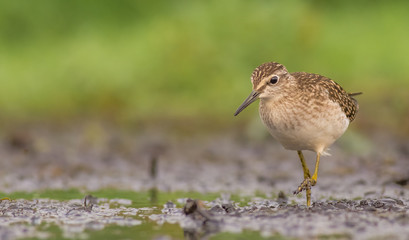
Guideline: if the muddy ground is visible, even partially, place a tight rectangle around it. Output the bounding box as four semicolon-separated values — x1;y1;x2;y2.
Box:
0;122;408;239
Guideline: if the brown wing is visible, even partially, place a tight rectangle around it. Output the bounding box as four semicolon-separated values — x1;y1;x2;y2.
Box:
291;72;360;122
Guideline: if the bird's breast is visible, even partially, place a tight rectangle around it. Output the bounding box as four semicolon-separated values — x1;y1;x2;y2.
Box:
259;97;349;153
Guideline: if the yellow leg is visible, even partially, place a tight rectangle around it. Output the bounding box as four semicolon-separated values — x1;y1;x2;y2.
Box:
0;197;11;201
296;151;312;207
297;151;311;179
311;153;320;186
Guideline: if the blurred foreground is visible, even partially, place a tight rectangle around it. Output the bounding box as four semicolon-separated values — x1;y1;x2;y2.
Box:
0;123;408;239
1;121;408;196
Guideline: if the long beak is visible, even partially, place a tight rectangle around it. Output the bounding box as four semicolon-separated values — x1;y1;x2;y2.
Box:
234;90;260;116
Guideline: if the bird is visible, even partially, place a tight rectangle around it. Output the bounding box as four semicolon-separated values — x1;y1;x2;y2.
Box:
234;62;361;207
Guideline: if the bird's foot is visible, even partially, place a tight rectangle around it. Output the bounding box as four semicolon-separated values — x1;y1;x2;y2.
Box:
0;197;11;202
293;177;316;194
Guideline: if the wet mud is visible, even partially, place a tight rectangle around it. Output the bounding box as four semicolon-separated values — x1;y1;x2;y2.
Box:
0;124;408;239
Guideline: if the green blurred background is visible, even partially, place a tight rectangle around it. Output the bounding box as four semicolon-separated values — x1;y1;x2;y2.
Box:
1;0;408;135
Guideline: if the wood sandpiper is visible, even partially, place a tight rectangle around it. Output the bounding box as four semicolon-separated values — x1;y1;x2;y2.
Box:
234;62;361;207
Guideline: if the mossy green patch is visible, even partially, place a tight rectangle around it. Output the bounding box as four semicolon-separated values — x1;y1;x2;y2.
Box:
317;233;352;240
0;189;84;201
21;222;183;240
1;188;260;208
85;223;183;240
21;224;64;240
90;188;222;208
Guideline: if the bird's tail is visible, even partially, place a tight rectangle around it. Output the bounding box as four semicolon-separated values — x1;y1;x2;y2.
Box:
348;92;362;113
349;92;363;97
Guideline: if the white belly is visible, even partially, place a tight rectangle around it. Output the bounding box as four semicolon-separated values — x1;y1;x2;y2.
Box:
259;98;349;154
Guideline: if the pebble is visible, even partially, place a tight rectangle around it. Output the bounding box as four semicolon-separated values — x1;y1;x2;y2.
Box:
221;203;235;213
373;201;385;208
209;205;225;214
335;202;348;209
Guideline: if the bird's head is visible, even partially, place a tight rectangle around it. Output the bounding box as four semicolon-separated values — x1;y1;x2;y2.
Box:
234;62;293;116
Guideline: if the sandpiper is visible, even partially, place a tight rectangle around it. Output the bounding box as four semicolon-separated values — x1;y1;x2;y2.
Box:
234;62;361;207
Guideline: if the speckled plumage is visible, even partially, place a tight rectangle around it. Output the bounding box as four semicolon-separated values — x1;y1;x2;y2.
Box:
290;72;358;122
250;62;359;153
234;61;361;206
251;62;287;86
251;62;359;123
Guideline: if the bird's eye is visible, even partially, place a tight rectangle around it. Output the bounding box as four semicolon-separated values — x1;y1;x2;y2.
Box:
269;76;279;85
